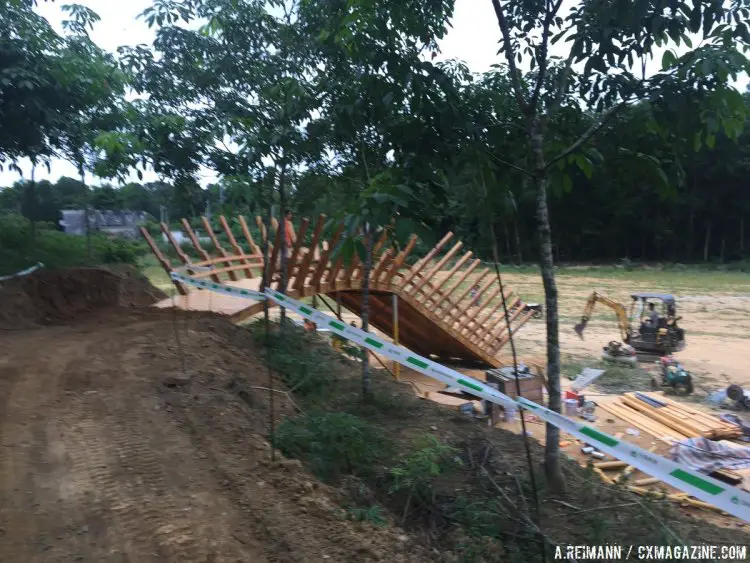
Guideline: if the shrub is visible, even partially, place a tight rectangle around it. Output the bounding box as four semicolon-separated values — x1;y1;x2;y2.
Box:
0;213;144;275
251;321;338;401
388;434;461;521
275;412;390;481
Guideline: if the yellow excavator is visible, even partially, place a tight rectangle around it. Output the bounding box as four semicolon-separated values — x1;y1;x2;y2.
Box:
574;291;686;356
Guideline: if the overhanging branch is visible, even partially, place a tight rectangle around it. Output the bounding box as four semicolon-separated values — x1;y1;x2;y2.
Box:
491;0;530;115
544;101;627;171
530;0;565;113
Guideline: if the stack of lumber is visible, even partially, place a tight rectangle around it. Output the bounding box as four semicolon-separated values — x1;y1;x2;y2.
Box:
599;392;741;442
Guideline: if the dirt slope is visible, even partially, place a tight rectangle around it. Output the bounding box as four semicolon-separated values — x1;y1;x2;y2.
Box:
0;276;430;562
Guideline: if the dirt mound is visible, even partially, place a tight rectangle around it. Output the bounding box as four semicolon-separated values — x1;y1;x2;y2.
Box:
0;310;433;562
0;265;166;329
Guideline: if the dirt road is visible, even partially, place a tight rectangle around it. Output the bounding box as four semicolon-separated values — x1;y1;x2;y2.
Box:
0;309;429;563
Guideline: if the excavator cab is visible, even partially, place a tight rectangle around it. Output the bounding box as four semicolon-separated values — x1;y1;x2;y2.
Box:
628;293;685;354
574;291;686;357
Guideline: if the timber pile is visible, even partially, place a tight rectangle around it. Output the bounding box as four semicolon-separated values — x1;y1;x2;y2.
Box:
599;392;741;442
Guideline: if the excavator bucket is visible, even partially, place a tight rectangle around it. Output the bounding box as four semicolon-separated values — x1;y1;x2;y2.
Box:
574;320;587;339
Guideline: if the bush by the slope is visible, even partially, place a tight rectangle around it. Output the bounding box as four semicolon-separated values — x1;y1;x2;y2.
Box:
0;213;148;275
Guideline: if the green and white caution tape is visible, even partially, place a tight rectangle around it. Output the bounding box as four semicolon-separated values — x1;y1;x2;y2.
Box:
0;262;43;282
169;271;750;522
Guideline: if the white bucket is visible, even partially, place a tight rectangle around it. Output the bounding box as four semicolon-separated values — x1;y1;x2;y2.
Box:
564;398;578;417
504;407;518;423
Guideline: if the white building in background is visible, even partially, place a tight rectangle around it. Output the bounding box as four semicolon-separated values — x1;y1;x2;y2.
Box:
60;210;149;239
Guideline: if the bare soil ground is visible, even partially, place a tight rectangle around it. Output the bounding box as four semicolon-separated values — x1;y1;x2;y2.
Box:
0;269;432;563
431;268;750;389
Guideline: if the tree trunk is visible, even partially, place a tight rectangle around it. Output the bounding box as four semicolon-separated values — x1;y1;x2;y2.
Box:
360;224;374;399
514;217;523;265
29;163;37;241
262;202;273;327
80;165;91;262
741;217;744;255
277;164;288;326
530;119;565;492
720;237;726;264
703;221;712;262
503;222;512;263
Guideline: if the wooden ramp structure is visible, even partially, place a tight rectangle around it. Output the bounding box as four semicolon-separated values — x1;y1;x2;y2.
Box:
143;214;539;367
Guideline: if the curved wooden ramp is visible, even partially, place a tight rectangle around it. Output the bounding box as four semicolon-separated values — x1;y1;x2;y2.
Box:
143;214;538;367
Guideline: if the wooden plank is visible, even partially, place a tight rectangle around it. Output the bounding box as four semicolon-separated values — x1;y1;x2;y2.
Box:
140;226;187;295
460;287;502;334
310;221;344;290
492;309;536;352
353;228;390;280
219;215;254;278
411;241;463;298
341;250;361;285
437;259;480;311
401;232;453;289
193;262;265;278
464;288;506;340
423;251;473;306
478;297;521;345
159;221;189;266
201;216;238;281
467;291;508;342
381;234;418;287
371;247;395;285
449;268;491;316
293;214;326;292
452;273;495;332
188;254;263;268
620;395;705;437
287;217;309;286
238;215;262;255
181;218;221;283
255;215;268;249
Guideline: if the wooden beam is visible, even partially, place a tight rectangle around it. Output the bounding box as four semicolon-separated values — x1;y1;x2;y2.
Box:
140;226;187;295
353;228;390;280
181;218;221;283
310;221;344;291
254;215;268;249
401;232;453;289
219;215;253;278
293;214;326;292
238;215;261;255
201;216;237;281
467;292;508;343
452;273;495;331
461;287;503;336
480;297;521;345
381;234;418;287
410;241;463;299
160;221;189;267
371;248;395;286
287;217;309;286
425;251;472;306
448;268;491;317
491;309;536;353
436;258;480;311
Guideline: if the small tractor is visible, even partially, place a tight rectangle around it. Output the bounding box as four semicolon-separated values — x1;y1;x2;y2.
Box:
650;356;693;394
574;291;686;357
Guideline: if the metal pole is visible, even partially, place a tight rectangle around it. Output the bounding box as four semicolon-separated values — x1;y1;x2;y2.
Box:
393;293;400;381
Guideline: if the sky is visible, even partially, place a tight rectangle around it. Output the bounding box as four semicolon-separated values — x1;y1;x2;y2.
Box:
2;0;747;187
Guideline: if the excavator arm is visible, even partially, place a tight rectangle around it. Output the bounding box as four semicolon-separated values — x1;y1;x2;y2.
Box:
574;291;630;342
